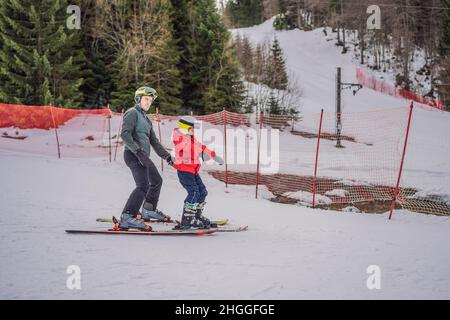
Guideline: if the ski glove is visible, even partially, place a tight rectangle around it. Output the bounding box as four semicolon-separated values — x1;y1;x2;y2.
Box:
213;155;224;165
166;155;175;167
201;151;211;162
135;149;153;168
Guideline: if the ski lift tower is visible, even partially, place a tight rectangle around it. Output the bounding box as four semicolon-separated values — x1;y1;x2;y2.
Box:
335;67;362;148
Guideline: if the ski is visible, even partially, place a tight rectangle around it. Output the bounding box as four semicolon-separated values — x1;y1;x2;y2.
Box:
65;228;217;236
96;217;229;226
94;217;245;232
215;225;248;232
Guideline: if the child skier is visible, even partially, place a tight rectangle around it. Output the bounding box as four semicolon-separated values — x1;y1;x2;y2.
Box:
172;116;224;229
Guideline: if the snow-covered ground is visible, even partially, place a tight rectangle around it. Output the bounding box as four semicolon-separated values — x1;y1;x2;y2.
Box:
1;150;450;299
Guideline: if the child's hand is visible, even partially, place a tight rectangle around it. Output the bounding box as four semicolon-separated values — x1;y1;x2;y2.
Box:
166;155;175;167
201;151;211;161
213;155;224;165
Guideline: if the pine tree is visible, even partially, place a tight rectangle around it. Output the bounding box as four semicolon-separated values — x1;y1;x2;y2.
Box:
265;37;288;90
273;0;292;30
195;0;245;113
225;0;263;28
0;0;85;107
78;0;114;109
241;36;254;80
267;91;282;114
439;0;450;56
234;34;244;65
253;43;267;83
169;0;198;113
171;0;244;114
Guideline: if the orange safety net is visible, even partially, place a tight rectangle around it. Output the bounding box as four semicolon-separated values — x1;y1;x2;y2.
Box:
0;103;121;158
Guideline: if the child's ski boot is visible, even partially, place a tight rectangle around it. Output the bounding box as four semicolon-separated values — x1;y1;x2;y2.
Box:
173;202;207;230
195;202;217;228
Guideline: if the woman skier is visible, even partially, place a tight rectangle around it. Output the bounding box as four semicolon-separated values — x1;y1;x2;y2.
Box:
119;86;174;231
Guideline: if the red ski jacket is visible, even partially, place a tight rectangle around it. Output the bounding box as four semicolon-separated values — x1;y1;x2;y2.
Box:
172;128;216;175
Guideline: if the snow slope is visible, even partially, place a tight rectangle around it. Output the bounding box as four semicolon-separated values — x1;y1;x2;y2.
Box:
1;150;450;299
232;18;450;200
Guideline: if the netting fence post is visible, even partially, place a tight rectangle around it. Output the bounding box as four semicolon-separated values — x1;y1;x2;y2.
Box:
312;109;324;208
107;104;112;162
49;105;61;159
114;108;124;161
222;108;228;188
156;107;163;171
388;102;414;220
256;111;263;199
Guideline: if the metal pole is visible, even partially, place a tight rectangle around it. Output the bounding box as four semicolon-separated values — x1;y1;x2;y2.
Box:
223;108;228;188
49;105;61;159
114;108;124;161
156;107;163;171
336;67;343;148
312;109;324;208
107;104;112;162
388;102;414;220
255;111;263;199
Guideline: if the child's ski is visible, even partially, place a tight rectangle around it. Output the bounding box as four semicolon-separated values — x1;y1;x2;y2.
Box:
215;225;248;232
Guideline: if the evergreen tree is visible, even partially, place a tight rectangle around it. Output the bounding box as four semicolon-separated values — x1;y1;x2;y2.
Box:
273;0;292;30
267;91;282;114
78;0;114;109
169;0;198;113
195;0;245;113
241;36;254;80
171;0;244;114
265;37;288;90
225;0;263;28
253;43;266;83
439;0;450;56
0;0;85;107
234;34;244;65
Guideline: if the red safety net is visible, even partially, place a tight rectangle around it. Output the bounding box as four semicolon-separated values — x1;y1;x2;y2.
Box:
2;103;448;216
356;68;444;110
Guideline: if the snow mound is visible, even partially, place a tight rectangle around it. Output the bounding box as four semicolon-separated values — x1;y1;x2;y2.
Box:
282;190;332;206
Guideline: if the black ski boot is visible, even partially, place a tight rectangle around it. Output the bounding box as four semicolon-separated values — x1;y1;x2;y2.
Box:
195;202;217;228
173;202;206;230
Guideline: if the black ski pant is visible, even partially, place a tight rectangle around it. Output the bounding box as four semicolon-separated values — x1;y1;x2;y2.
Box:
122;149;163;217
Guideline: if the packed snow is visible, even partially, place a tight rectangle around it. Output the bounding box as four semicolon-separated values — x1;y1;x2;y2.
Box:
1;150;450;299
